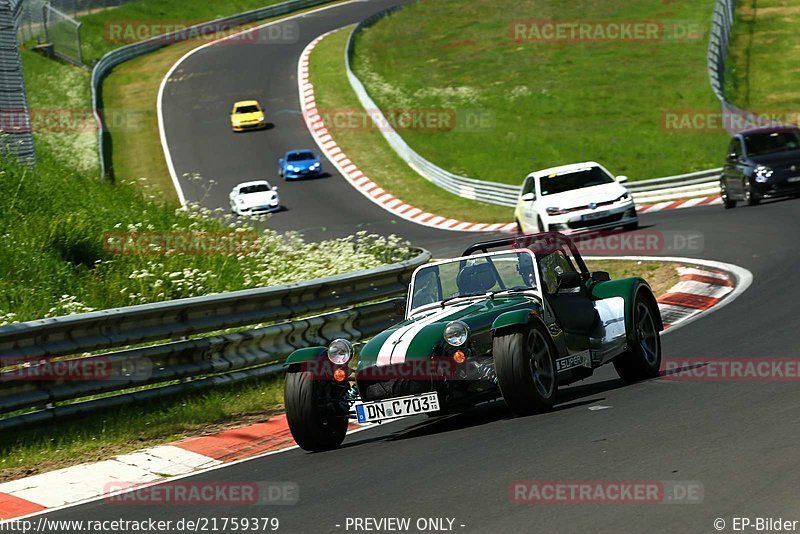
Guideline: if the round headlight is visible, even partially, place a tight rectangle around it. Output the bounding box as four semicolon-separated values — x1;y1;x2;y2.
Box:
327;338;353;365
444;321;469;347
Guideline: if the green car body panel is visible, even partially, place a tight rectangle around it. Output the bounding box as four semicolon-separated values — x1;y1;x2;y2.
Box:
589;276;663;346
284;346;327;365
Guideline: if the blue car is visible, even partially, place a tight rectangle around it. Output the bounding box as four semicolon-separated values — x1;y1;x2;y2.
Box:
278;150;323;180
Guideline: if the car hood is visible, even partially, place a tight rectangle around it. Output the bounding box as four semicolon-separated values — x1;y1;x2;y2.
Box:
539;182;627;209
748;150;800;167
232;112;263;122
358;295;541;369
285;159;319;169
236;191;277;207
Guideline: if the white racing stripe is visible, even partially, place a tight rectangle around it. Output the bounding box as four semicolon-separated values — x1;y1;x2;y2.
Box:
376;305;472;367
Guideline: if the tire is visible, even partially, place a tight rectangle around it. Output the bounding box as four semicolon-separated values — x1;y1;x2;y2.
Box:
284;369;348;452
536;216;547;233
721;182;737;209
515;219;524;234
494;321;557;416
613;293;662;382
744;180;760;206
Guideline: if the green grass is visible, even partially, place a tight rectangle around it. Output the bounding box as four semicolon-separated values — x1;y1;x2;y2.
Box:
77;0;297;63
728;0;800;113
351;0;728;185
310;27;512;223
0;375;284;482
0;149;409;324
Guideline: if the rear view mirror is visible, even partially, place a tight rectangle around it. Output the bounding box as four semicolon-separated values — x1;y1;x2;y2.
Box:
556;271;583;291
521;192;535;202
272;186;278;191
615;175;629;183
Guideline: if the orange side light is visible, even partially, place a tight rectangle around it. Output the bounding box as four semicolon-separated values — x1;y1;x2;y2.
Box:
453;350;466;364
333;368;347;382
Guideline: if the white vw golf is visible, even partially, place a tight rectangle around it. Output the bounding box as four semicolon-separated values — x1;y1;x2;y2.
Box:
514;162;638;234
229;180;281;216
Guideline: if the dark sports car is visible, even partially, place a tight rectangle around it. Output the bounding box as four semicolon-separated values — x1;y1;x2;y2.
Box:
721;125;800;208
283;233;664;452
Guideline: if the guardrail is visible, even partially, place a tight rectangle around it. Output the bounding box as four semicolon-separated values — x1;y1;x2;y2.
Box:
344;8;724;207
0;248;429;430
91;0;335;178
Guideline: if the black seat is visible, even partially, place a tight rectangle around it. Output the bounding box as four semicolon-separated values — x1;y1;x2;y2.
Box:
546;290;598;336
456;263;496;295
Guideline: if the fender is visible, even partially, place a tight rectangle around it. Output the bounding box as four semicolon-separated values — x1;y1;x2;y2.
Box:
492;308;543;334
591;277;664;346
284;346;327;367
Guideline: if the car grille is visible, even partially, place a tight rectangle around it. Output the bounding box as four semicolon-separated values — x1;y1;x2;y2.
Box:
567;211;624;229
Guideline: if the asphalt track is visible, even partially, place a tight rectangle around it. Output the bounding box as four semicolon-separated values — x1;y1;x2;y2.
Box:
43;1;800;532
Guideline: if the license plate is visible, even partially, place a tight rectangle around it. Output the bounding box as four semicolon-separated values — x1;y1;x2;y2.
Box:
355;392;440;423
581;211;607;221
788;176;800;183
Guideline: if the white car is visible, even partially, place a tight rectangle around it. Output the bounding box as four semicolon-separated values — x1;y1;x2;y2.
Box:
229;180;280;215
514;162;638;233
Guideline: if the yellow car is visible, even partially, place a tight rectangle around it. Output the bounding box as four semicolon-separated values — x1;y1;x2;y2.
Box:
230;100;266;132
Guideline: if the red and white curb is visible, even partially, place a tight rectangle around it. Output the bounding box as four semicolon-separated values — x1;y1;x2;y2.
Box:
299;33;724;232
298;33;515;233
637;195;722;214
0;415;369;521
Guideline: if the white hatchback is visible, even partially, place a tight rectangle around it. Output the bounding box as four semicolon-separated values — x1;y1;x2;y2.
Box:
514;162;638;234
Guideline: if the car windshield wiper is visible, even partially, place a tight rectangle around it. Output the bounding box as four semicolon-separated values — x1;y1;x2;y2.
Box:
490;286;535;298
440;292;487;307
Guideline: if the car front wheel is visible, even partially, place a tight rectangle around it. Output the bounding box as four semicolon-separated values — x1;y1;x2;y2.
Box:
613;294;661;382
721;181;737;209
744;180;760;206
285;367;349;452
494;321;557;416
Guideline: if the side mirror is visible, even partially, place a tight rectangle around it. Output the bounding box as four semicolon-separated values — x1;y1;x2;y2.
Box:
591;271;611;282
521;192;535;202
556;271;583;291
727;153;738;161
615;175;629;183
272;186;278;191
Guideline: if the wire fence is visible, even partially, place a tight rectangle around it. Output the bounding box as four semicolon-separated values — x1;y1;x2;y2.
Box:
43;3;82;64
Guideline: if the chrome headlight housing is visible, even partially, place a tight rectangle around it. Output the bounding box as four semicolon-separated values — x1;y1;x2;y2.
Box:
327;338;353;365
754;165;773;183
444;321;470;347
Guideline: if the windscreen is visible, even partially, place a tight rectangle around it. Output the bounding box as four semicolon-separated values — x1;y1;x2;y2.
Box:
744;131;800;156
540;166;614;196
409;251;538;313
287;152;315;161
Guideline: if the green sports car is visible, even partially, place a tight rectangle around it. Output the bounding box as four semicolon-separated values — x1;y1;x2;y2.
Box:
284;232;663;451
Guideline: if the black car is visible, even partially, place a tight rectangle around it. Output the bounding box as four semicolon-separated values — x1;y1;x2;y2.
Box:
720;126;800;208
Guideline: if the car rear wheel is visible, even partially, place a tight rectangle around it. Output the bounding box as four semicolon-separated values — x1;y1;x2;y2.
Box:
613;294;661;382
721;182;737;209
285;367;349;452
494;322;557;415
